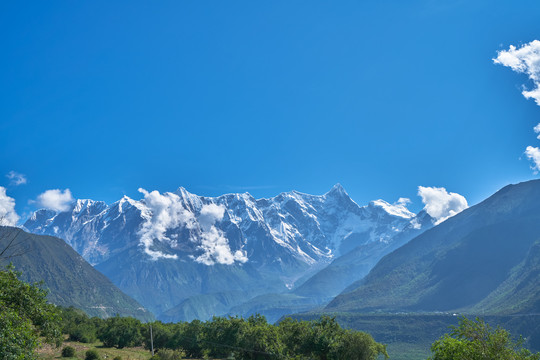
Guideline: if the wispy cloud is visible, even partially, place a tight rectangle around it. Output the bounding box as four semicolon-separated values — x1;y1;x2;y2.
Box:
193;203;247;265
418;186;468;225
494;40;540;105
137;188;247;265
36;189;74;212
6;171;27;186
525;146;540;174
0;187;20;226
494;40;540;173
137;188;193;260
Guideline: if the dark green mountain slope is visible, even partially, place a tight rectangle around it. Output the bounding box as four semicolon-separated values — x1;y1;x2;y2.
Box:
0;226;153;321
326;179;540;314
469;238;540;314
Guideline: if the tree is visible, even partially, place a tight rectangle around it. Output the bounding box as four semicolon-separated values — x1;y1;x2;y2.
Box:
142;321;174;351
97;316;143;348
61;307;100;343
330;330;388;360
429;317;540;360
171;320;205;358
302;316;343;360
0;265;62;359
237;314;282;360
278;316;388;360
203;316;245;358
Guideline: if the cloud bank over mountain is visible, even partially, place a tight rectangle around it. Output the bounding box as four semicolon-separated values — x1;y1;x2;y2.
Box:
0;187;19;225
36;189;74;212
417;186;468;224
138;188;248;264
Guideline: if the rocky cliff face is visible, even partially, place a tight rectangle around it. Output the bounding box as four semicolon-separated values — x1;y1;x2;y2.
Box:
25;184;430;320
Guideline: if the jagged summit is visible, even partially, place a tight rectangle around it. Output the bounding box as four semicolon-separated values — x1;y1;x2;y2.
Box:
24;184;431;321
327;183;347;195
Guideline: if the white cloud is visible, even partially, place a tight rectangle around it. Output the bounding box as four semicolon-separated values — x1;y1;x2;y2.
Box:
36;189;74;212
418;186;468;225
534;123;540;139
137;189;247;265
198;203;225;231
193;204;247;265
494;40;540;105
525;146;540;173
6;171;27;186
138;188;195;260
0;187;20;226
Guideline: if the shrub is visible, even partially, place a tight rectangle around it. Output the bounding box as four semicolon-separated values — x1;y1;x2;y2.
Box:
97;316;142;348
61;346;76;357
68;323;98;343
85;349;101;360
429;317;540;360
151;349;184;360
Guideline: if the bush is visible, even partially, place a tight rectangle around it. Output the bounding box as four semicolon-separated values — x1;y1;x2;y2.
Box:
97;316;142;348
151;349;184;360
0;265;62;359
61;346;76;357
429;317;540;360
85;349;101;360
69;323;98;343
113;357;122;360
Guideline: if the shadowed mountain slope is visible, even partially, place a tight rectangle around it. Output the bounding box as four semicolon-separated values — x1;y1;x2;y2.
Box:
0;226;153;321
327;179;540;315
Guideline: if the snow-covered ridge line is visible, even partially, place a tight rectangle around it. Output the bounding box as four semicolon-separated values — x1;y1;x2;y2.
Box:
24;184;429;269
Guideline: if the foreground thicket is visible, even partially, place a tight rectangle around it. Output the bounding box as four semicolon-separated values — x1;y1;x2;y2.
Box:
429;317;540;360
60;308;388;360
0;265;62;359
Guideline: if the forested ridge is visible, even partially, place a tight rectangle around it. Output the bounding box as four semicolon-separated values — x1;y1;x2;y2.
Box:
2;264;540;360
60;307;388;360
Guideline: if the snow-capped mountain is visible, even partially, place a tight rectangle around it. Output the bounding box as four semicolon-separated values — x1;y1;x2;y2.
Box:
24;184;432;320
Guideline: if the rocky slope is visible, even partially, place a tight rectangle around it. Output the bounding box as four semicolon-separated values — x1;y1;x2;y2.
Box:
326;179;540;316
25;184;431;320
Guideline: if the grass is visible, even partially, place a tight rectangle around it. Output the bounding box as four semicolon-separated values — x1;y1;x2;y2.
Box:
37;340;152;360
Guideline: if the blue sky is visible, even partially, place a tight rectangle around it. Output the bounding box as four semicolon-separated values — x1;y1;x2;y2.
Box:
2;0;540;221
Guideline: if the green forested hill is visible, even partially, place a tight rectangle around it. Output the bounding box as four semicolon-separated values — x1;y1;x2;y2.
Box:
326;180;540;315
0;226;154;321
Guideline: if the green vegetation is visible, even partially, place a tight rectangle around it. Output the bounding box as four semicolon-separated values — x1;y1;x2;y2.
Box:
150;349;185;360
62;346;76;357
59;309;388;359
98;316;144;348
0;265;62;359
292;312;540;359
85;349;101;360
429;317;540;360
0;226;153;321
326;181;540;317
37;339;150;360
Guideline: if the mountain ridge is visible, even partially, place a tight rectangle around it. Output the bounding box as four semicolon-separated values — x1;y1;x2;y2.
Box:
326;179;540;315
0;226;153;321
24;184;432;321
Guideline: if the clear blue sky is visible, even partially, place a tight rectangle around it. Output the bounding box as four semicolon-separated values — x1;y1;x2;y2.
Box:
2;0;540;219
